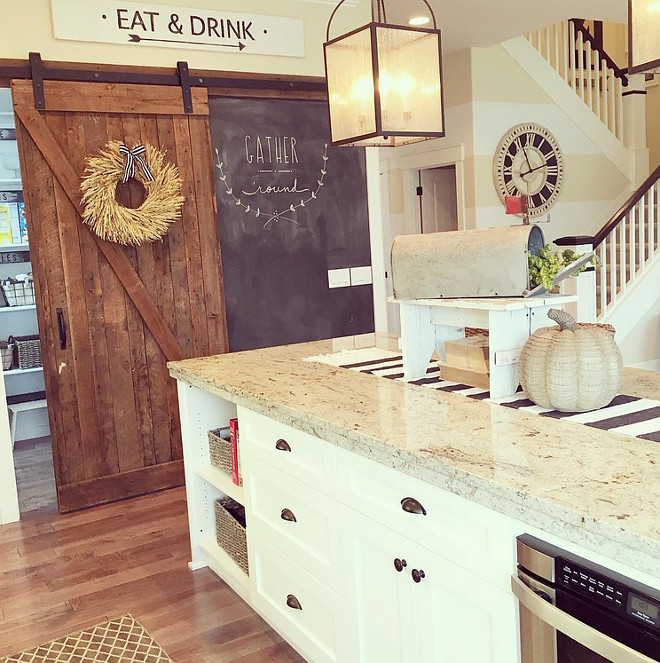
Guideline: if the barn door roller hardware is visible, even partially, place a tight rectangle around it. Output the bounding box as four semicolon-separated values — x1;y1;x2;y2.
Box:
0;55;327;94
176;61;193;113
29;52;45;110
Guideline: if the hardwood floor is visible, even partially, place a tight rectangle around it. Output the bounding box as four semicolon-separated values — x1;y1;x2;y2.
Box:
0;487;305;662
12;436;58;514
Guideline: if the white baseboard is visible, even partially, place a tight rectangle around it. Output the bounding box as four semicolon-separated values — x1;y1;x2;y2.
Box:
628;359;660;372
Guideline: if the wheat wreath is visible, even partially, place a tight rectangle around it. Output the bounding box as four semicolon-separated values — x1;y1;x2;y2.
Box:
80;141;184;246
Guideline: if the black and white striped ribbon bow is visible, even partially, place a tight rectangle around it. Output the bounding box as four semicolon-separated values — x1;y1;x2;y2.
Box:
119;144;155;184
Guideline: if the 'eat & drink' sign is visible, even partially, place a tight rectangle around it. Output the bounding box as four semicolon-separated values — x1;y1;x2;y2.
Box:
51;0;305;58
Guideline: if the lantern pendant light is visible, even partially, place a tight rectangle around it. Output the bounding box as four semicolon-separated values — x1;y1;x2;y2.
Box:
629;0;660;74
323;0;445;147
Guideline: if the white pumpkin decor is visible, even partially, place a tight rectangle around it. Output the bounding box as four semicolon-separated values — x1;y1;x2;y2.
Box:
519;309;622;413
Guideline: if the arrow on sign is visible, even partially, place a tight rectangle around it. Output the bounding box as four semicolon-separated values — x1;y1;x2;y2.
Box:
128;34;246;51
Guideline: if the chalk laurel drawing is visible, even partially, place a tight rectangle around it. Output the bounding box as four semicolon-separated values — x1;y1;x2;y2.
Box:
214;145;329;229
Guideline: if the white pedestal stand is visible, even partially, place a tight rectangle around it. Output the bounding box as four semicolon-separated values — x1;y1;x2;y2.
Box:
392;295;578;399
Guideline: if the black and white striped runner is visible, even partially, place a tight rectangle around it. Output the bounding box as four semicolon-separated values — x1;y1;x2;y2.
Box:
308;348;660;443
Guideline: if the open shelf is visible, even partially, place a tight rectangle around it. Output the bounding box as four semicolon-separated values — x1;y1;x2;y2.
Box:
196;464;244;504
199;537;249;600
3;366;43;376
0;178;21;186
0;304;36;312
0;243;29;251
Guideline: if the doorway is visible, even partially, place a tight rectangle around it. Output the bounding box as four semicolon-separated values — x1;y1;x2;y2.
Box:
0;87;56;515
418;165;459;234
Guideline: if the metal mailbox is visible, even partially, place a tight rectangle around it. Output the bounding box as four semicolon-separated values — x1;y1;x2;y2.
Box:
391;225;545;300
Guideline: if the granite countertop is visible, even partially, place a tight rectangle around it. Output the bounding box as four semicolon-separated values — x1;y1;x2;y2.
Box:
168;333;660;578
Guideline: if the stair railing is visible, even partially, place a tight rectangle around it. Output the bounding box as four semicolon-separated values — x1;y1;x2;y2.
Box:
526;19;628;140
556;164;660;320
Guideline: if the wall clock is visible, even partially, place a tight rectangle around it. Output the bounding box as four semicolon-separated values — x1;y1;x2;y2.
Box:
493;123;564;217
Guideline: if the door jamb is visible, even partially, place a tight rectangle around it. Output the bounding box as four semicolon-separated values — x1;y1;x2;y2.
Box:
399;144;466;237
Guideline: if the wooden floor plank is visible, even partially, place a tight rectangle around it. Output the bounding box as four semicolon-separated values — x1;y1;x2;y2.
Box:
0;487;305;662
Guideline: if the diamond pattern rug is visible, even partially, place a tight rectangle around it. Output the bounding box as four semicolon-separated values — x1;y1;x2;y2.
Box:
1;615;173;663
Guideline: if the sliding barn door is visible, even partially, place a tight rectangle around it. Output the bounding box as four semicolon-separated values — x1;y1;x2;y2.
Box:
12;80;227;512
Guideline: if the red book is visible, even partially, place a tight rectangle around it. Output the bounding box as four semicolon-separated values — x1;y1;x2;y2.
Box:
229;418;242;486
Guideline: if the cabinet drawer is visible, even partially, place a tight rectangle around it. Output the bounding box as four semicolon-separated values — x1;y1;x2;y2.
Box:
249;531;345;663
244;453;341;591
336;446;514;589
238;407;337;496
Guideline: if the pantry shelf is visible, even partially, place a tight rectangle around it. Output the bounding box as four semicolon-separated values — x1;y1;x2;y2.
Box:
0;304;36;312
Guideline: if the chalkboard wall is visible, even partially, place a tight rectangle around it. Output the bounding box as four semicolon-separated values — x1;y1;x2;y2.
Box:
209;97;374;352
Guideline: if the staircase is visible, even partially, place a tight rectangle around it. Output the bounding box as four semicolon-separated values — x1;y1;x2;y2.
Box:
525;19;627;141
556;165;660;333
516;19;659;359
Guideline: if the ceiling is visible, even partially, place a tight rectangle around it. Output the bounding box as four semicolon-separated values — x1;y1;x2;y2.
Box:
382;0;627;52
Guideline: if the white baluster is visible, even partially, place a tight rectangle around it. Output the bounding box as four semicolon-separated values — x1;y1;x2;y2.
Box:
537;29;543;56
649;184;656;257
639;197;646;266
629;204;637;281
609;228;618;304
599;241;608;316
619;215;627;294
553;23;560;74
569;23;576;91
562;22;569;83
616;77;624;140
594;50;601;122
577;31;585;101
586;41;593;112
608;72;616;134
602;65;609;131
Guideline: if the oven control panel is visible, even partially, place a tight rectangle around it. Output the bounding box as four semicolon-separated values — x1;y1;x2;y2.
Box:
558;557;660;630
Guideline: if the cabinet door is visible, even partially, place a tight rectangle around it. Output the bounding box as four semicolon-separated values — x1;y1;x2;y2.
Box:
342;509;420;663
413;544;520;663
343;508;520;663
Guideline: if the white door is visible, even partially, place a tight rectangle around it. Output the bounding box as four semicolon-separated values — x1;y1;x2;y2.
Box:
343;507;520;663
0;364;19;524
413;544;520;663
342;508;420;663
419;166;458;234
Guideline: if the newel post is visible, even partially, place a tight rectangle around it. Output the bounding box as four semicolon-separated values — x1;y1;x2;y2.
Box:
623;73;650;187
555;238;597;323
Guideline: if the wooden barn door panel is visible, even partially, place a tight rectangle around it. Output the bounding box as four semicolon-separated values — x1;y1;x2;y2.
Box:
12;81;227;512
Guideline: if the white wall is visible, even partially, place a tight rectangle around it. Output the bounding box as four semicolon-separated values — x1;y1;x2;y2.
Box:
620;294;660;367
0;0;369;77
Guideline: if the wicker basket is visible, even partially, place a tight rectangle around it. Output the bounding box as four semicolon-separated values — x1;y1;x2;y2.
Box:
9;335;42;369
214;497;248;575
2;281;35;307
208;427;232;476
0;341;13;370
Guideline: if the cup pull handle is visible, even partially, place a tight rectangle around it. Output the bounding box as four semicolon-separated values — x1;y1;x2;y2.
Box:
281;508;297;522
276;439;291;452
401;497;427;516
286;594;302;610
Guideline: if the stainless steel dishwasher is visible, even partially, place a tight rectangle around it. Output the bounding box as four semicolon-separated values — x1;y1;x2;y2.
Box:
512;534;660;662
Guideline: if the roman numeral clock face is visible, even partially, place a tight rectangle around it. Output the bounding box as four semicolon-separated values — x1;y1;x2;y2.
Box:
493;123;564;217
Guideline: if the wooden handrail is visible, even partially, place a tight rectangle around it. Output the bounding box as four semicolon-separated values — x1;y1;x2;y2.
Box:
570;18;628;86
556;164;660;247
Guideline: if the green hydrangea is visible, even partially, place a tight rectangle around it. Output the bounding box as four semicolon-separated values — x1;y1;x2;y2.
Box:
528;244;594;291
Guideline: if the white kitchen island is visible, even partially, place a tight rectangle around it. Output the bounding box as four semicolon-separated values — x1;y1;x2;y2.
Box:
168;333;660;663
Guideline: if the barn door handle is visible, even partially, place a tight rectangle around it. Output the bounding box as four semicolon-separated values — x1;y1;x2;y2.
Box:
281;508;297;522
56;308;67;350
401;497;427;516
286;594;302;610
275;439;291;452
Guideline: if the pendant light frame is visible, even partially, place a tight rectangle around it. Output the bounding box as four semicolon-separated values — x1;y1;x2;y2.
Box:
323;0;445;147
628;0;660;74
